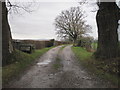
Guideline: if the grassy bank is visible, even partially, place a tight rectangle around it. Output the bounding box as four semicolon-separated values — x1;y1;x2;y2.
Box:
72;46;119;86
2;46;54;85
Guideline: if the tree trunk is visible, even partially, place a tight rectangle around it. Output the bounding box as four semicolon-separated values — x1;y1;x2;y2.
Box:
95;2;120;59
2;2;13;66
0;2;2;68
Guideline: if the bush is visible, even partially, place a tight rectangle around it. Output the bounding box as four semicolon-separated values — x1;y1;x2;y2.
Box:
45;39;55;47
77;36;93;51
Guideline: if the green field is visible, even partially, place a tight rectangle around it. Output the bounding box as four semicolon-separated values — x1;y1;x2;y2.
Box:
2;46;54;85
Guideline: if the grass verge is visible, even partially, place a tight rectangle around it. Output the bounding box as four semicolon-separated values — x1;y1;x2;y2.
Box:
2;46;54;86
72;46;119;87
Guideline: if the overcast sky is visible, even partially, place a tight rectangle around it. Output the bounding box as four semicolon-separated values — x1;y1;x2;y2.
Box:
8;1;120;40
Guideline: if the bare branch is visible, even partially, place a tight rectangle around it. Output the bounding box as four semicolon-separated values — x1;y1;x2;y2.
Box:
6;0;39;15
54;6;91;42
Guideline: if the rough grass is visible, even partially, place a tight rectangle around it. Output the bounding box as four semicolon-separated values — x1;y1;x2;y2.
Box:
2;46;54;85
53;57;61;70
59;44;68;51
53;46;65;70
53;45;67;71
72;47;92;61
91;42;98;50
72;46;119;87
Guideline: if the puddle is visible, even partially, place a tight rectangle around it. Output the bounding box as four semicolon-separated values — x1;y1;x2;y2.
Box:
37;59;52;66
82;76;91;80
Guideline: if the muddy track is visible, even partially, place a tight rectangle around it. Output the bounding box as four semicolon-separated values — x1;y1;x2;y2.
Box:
53;45;113;88
5;45;63;88
5;45;113;88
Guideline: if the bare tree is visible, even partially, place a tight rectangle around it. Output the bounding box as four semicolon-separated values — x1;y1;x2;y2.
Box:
6;0;38;14
95;0;120;59
2;1;13;66
80;0;120;59
54;7;91;44
1;0;38;66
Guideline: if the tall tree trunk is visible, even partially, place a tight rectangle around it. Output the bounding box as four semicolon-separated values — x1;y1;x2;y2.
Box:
95;2;120;59
2;2;13;66
0;2;2;68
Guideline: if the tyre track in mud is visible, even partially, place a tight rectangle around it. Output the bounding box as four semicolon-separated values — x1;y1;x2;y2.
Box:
5;45;63;88
52;45;114;88
5;45;113;88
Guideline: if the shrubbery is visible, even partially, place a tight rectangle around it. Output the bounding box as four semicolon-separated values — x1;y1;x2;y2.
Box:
76;36;93;51
45;39;55;47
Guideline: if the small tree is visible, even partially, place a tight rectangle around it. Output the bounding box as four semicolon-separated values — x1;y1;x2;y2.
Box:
54;7;91;44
